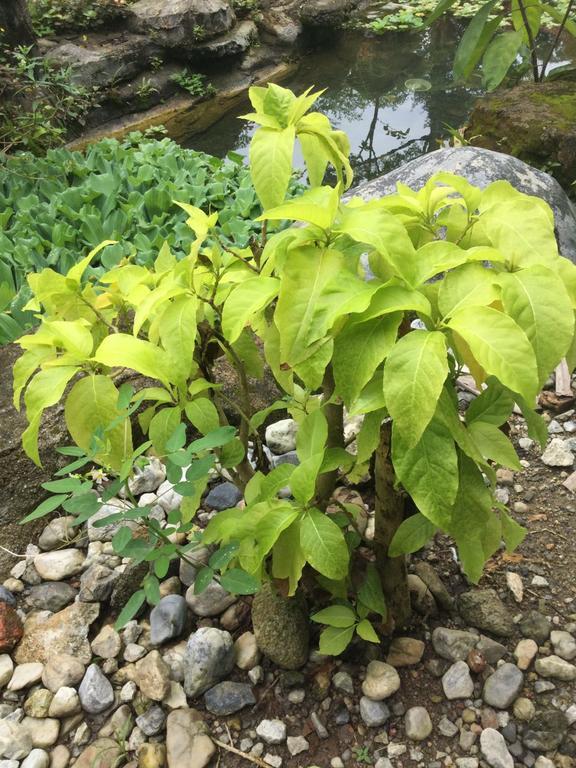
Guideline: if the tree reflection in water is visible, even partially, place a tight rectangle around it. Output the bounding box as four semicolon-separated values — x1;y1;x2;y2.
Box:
186;20;482;184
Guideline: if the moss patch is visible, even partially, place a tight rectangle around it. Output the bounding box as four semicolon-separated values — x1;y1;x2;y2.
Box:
466;81;576;189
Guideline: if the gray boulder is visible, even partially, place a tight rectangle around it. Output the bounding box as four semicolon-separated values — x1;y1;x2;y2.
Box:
352;147;576;263
183;627;235;698
191;20;257;59
128;0;235;48
300;0;359;25
45;36;161;89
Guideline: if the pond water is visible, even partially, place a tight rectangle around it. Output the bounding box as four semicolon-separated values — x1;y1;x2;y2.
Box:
185;23;483;184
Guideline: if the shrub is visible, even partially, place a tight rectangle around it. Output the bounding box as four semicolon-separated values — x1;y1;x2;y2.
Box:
0;132;299;343
16;84;576;649
0;45;97;155
29;0;134;36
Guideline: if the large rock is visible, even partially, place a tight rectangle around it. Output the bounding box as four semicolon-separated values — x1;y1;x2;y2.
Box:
467;82;576;188
457;589;515;638
300;0;359;25
45;35;161;89
191;20;257;59
15;602;99;665
128;0;235;47
251;582;309;670
352;146;576;263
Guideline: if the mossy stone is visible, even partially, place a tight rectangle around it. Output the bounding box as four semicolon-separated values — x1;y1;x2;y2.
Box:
466;81;576;188
251;582;309;670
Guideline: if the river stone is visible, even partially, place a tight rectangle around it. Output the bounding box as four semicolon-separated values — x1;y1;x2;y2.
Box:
23;688;53;718
442;661;474;700
47;687;80;718
136;704;166;737
522;710;568;751
21;718;59;749
234;631;260;670
86;500;134;542
482;663;523;709
134;651;171;701
480;728;513;768
128;458;165;495
33;550;85;581
541;438;575;467
256;719;286;745
8;663;44;691
359;697;390;727
265;419;298;455
353;146;576;263
0;720;32;759
166;709;215;768
204;482;243;511
183;627;235;697
550;629;576;660
73;739;122;768
204;681;255;715
405;706;433;741
520;610;551;644
0;587;15;606
535;654;576;681
185;580;236;617
386;637;425;667
0;603;23;653
21;749;49;768
27;583;76;612
37;518;75;551
251;582;309;670
432;628;478;661
413;561;455;611
91;625;122;659
457;590;514;637
0;655;13;687
128;0;235;47
15;602;99;664
477;636;507;664
42;654;85;693
78;664;114;714
110;561;149;612
362;661;400;701
79;564;118;602
150;595;187;645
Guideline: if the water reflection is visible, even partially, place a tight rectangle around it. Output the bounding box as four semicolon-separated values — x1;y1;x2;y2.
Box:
185;23;483;183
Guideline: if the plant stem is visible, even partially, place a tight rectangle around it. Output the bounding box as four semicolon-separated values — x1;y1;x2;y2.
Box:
540;0;575;79
516;0;541;82
373;420;411;630
315;365;344;505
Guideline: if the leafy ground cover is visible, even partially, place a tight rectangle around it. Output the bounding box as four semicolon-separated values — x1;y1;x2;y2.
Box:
0;132;298;343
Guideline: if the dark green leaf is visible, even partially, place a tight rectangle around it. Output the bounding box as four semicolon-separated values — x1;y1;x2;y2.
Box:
220;568;260;595
21;494;68;524
194;566;214;594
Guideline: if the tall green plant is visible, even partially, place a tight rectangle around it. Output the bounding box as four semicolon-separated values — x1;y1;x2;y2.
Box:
427;0;576;88
15;84;576;650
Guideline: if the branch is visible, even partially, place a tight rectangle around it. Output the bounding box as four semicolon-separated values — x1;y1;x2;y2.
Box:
540;0;575;79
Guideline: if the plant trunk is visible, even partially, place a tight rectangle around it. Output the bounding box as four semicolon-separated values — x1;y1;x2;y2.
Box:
373;420;411;630
0;0;36;48
316;365;344;505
